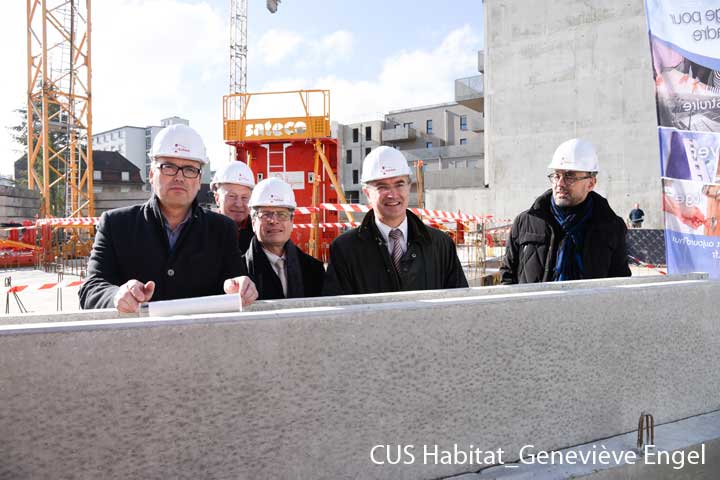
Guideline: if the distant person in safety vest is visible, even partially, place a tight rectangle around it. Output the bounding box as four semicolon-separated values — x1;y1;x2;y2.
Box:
211;160;256;252
243;177;325;299
500;138;631;284
323;146;468;295
79;124;258;312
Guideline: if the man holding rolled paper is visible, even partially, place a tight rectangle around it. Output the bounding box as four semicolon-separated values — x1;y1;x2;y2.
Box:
243;177;325;299
79;124;258;313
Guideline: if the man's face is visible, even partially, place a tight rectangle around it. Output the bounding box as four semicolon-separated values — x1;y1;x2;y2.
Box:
149;157;202;209
549;169;596;207
362;175;411;226
214;184;252;225
252;207;293;250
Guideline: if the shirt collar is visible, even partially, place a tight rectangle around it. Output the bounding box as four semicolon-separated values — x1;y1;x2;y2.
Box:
262;247;286;264
374;215;408;244
161;208;192;233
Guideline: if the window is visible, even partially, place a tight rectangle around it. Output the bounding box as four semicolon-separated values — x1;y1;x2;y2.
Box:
403;122;414;129
346;191;359;203
352;169;359;184
365;147;371;157
146;137;151;149
119;130;125;139
426;142;433;149
365;126;372;141
459;138;467;145
257;173;264;181
346;149;352;164
93;185;103;193
426;119;433;134
121;186;130;193
308;172;315;183
93;170;102;181
460;115;468;131
352;128;359;143
121;171;130;182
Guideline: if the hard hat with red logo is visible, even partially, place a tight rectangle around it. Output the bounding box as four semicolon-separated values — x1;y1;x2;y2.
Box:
211;161;255;191
249;177;297;209
151;124;208;164
547;138;599;172
360;146;412;183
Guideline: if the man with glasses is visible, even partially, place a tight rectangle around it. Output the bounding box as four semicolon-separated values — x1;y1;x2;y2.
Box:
211;160;256;252
500;138;630;284
79;124;258;312
324;146;467;295
243;177;324;299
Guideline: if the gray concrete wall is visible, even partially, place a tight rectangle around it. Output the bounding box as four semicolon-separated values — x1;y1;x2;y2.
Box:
0;185;41;223
425;166;485;189
1;275;719;479
94;190;152;215
484;0;661;227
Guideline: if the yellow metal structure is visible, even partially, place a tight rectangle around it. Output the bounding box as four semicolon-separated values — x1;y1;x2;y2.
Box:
26;0;94;219
223;90;331;143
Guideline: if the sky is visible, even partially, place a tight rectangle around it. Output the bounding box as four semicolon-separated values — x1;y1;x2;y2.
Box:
0;0;484;175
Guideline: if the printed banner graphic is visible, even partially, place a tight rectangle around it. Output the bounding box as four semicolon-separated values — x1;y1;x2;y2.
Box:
646;0;720;277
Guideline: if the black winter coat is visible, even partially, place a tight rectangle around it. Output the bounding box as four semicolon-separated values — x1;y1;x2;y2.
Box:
500;190;631;284
237;218;254;253
79;196;245;309
243;236;325;299
323;210;468;295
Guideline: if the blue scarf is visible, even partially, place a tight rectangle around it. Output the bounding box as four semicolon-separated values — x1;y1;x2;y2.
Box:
550;195;594;281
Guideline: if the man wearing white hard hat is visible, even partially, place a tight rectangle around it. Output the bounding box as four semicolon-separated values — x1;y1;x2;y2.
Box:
80;124;258;312
500;138;630;284
324;146;467;295
211;160;255;252
243;177;325;299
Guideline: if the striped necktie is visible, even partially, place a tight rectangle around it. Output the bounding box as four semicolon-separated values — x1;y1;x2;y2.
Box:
389;228;403;272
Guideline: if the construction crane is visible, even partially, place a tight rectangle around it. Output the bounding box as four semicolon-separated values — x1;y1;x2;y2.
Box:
26;0;94;219
230;0;281;95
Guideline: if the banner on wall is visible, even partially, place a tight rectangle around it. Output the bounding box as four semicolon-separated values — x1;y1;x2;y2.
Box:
645;0;720;277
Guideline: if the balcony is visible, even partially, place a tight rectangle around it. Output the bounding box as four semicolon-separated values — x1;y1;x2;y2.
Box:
469;114;484;132
455;74;483;112
382;125;416;142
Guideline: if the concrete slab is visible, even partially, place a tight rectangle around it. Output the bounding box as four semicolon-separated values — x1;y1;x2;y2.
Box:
1;278;719;479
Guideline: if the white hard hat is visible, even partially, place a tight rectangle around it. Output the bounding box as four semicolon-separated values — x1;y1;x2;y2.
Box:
548;138;599;172
151;124;208;164
211;161;255;190
249;177;297;209
361;146;412;183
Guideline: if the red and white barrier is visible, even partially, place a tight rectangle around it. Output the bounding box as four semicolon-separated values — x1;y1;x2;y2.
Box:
26;206;507;229
3;278;84;295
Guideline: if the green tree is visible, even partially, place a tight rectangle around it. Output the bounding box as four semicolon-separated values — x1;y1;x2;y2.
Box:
8;93;71;216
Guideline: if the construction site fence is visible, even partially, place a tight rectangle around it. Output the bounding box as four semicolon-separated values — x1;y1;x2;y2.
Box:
38;255;88;278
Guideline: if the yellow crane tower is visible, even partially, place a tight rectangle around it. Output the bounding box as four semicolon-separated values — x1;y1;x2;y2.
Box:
26;0;94;219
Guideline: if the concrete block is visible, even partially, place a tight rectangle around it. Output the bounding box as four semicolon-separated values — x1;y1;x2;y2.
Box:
0;275;719;478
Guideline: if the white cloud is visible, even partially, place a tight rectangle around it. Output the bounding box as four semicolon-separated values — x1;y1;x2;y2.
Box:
91;0;229;165
319;30;353;66
0;0;231;176
1;9;479;179
0;1;32;173
259;25;481;124
257;29;353;68
257;29;304;66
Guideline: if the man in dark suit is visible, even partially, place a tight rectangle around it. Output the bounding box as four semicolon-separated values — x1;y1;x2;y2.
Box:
243;177;324;299
79;124;258;313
